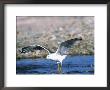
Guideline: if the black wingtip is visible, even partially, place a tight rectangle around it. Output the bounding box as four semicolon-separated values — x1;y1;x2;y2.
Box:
74;37;83;41
79;37;83;40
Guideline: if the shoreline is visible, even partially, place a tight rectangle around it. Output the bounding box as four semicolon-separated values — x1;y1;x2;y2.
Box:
16;54;94;60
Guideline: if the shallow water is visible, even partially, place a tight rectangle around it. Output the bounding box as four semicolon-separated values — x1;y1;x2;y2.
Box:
16;55;94;74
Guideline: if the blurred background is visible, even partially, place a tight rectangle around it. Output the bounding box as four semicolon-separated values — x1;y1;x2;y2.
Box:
16;16;94;59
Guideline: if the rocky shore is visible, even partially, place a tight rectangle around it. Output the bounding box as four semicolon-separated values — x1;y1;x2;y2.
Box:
16;16;94;59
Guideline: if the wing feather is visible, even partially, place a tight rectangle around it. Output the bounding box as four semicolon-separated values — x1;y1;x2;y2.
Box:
56;38;82;55
21;45;50;54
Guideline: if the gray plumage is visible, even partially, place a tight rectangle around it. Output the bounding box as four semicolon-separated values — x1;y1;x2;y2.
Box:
56;37;82;55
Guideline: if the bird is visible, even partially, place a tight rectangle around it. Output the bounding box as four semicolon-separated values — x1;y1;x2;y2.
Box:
20;37;82;73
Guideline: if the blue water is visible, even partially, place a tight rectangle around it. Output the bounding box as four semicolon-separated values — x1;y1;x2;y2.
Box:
16;55;94;74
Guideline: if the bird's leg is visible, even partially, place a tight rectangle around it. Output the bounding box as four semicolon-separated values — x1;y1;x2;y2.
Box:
57;63;62;74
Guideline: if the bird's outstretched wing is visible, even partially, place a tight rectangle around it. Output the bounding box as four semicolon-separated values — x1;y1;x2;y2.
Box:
56;37;82;55
21;45;51;54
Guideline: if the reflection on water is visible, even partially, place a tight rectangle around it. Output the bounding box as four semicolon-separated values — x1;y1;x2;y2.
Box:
16;55;94;74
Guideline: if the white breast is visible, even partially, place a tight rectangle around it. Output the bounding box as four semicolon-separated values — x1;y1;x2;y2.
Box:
46;53;67;63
